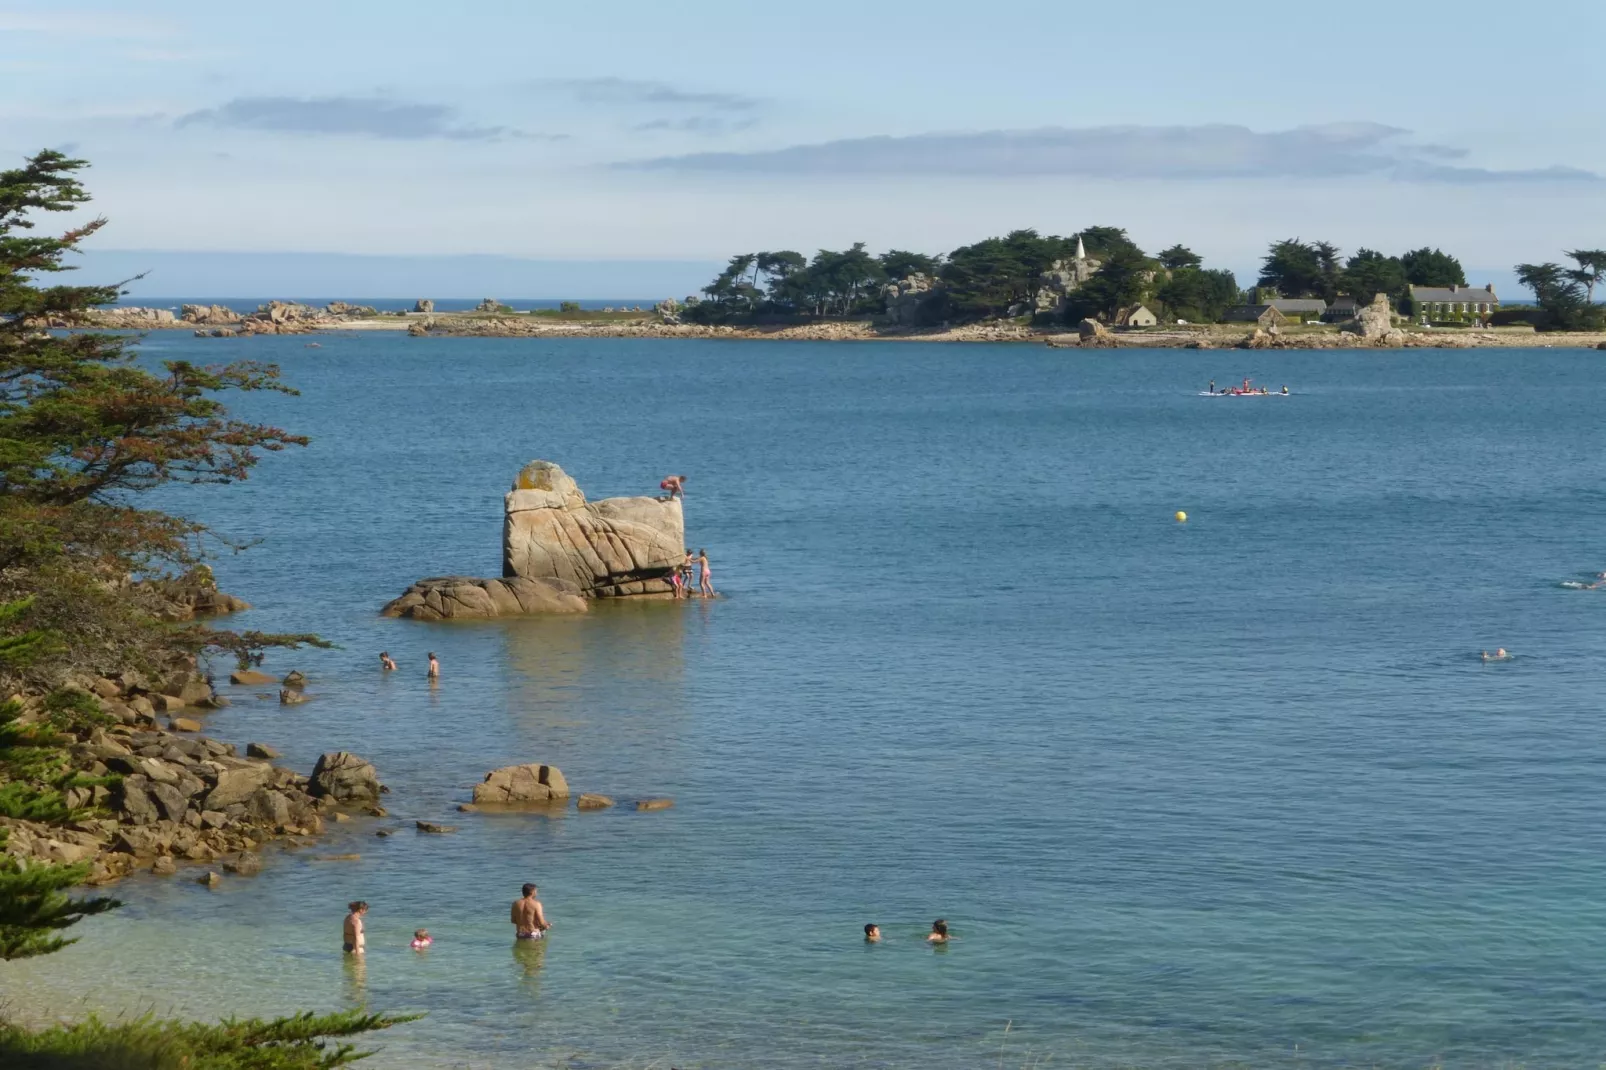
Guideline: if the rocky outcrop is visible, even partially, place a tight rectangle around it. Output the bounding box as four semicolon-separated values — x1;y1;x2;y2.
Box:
182;304;242;326
881;274;933;326
474;298;502;313
503;461;684;597
1078;318;1114;347
79;307;179;328
380;576;586;620
308;751;382;805
414;299;434;313
1342;293;1405;347
472;763;569;805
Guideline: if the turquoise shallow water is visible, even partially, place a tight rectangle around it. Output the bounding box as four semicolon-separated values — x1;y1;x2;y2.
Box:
4;336;1606;1068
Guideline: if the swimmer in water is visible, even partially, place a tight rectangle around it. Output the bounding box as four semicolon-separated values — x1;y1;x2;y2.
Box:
864;923;881;943
1281;385;1288;395
926;919;950;944
1480;648;1510;662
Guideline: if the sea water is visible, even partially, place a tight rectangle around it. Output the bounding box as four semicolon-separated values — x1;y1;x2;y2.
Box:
4;335;1606;1069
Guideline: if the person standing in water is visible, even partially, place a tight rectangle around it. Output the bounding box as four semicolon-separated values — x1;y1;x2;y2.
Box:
698;549;715;598
379;652;397;671
427;652;439;679
343;901;368;954
512;883;550;940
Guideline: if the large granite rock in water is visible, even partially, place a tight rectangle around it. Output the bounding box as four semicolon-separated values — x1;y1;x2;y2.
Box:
472;763;570;805
381;575;586;619
503;461;684;597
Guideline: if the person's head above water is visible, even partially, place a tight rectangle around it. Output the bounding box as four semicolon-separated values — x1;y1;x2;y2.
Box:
522;883;537;897
348;900;368;914
931;919;948;937
864;923;880;941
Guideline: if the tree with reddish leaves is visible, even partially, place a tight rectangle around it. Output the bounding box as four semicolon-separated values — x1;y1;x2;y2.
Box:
0;150;320;685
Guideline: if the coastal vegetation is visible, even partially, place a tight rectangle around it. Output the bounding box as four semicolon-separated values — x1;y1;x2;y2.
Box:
681;229;1604;334
0;149;398;1067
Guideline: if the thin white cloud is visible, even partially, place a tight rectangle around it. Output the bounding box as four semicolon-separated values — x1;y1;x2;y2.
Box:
620;122;1602;184
0;11;176;38
534;77;762;112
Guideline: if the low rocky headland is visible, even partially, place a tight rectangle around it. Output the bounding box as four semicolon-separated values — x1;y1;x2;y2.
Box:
51;298;1606;349
382;460;685;619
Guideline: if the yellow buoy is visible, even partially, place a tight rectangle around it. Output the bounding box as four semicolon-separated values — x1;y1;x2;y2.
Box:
1175;511;1188;522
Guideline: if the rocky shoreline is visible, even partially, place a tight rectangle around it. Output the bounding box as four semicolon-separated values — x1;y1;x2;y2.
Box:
1;667;386;886
52;301;1606;349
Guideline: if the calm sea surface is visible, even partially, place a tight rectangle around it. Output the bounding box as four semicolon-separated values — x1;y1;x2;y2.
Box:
5;334;1606;1069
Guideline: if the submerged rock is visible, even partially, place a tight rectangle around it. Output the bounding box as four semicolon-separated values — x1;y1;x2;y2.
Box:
380;575;586;620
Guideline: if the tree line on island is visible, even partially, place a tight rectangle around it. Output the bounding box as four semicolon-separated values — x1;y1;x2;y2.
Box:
684;230;1606;331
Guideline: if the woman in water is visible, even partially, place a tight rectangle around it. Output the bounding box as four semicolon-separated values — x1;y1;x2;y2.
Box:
926;919;950;944
411;928;432;950
698;549;715;598
1481;648;1511;662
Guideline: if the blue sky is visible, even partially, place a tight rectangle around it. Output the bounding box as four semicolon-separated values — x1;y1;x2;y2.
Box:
3;0;1603;297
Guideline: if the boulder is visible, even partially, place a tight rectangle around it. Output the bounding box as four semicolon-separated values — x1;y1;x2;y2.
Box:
1342;293;1405;347
231;670;276;686
245;742;281;760
115;776;160;824
151;856;177;876
199;870;222;886
245;788;292;827
576;793;615;811
279;689;308;706
1078;318;1114;347
471;763;569;805
415;821;457;834
413;299;434;313
380;575;587;620
503;461;685;597
181;304;242;326
1238;328;1277;349
169;717;202;733
635;798;675;812
205;763;274;809
148;782;191;824
282;670;307;688
309;752;382;804
221;853;261;876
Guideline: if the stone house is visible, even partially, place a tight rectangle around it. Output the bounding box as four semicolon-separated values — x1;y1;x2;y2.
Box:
1410;284;1498;319
1322;296;1361;322
1224;305;1289;329
1266;298;1327;322
1115;304;1158;328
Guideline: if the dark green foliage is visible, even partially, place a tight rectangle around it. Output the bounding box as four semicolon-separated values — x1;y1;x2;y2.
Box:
1258;238;1341;300
1400;247;1466;288
940;229;1075;320
877;249;939;280
1063;244;1151;322
1340;248;1409;309
557;301;581;313
0;150;318;693
1078;226;1142;260
1156;244;1203;271
0;1010;418;1070
1517;260;1604;330
1154;267;1240;323
0;856;118;960
1564;248;1606;304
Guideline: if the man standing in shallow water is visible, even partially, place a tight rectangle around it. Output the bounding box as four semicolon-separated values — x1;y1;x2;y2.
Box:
512;883;550;940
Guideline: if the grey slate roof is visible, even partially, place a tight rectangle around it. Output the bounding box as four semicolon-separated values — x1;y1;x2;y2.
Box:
1267;298;1328;314
1410;284;1499;304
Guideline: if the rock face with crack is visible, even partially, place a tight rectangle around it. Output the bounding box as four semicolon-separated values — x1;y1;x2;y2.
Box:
502;460;684;597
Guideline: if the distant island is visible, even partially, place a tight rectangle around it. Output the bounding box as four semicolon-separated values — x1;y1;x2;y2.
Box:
57;230;1606;350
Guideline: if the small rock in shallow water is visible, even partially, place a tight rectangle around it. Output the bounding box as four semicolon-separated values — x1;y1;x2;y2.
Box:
245;742;281;760
198;871;221;886
230;669;276;685
169;717;202;732
415;821;457;834
151;856;176;876
635;798;674;812
577;793;615;810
